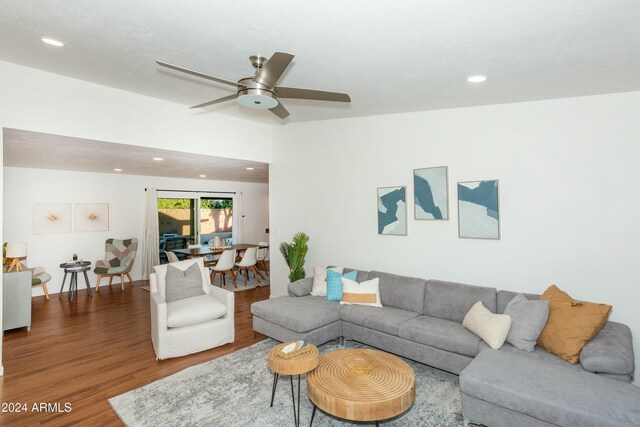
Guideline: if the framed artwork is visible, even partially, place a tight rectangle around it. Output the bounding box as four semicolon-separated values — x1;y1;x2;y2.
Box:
457;180;500;239
414;166;448;220
33;203;72;234
75;203;110;232
377;186;407;236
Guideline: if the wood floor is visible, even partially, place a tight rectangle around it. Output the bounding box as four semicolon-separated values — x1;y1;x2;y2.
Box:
0;281;270;426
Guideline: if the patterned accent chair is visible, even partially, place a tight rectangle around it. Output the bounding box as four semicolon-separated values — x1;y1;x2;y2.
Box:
20;262;52;300
94;238;138;292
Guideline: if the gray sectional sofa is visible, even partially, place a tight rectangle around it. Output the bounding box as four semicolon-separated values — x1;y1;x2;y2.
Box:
251;268;640;426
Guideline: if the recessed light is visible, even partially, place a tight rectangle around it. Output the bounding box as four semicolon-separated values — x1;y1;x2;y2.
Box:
41;37;65;47
152;157;163;161
246;167;255;171
113;168;123;172
199;174;207;178
467;75;487;83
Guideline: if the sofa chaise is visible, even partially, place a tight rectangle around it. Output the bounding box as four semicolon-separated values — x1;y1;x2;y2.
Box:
251;268;640;427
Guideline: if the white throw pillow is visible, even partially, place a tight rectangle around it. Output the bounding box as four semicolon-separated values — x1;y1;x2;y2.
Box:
311;266;343;296
340;277;382;307
463;301;512;350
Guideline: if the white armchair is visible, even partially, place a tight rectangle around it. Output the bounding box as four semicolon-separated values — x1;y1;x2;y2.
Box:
150;257;234;360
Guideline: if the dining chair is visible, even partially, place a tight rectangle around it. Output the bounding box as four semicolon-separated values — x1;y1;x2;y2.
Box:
210;249;237;288
256;241;269;277
191;242;219;269
166;251;179;263
235;247;261;286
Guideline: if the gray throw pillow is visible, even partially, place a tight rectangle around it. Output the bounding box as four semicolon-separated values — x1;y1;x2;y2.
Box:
165;263;205;303
504;293;549;352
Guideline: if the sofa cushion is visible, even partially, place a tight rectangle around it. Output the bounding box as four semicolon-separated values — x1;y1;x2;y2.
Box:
340;305;419;336
504;293;549;352
463;301;511;350
460;349;640;427
343;268;370;283
580;321;634;375
368;271;425;314
167;294;227;328
288;277;313;297
425;280;497;322
398;315;482;357
340;278;382;307
497;290;540;314
537;285;612;364
311;266;343;297
327;270;357;301
251;296;340;333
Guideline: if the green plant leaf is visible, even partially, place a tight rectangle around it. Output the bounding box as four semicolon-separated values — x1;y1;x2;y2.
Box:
279;232;309;283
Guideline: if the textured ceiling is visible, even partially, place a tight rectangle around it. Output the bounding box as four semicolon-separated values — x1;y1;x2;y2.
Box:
3;129;269;183
1;1;639;123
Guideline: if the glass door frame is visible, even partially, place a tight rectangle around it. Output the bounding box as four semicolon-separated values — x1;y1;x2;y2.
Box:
157;191;238;245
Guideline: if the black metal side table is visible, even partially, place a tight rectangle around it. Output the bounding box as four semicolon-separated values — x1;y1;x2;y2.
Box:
59;261;93;301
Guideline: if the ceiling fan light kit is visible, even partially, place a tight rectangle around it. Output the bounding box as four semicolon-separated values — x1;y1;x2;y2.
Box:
236;76;278;110
156;52;351;119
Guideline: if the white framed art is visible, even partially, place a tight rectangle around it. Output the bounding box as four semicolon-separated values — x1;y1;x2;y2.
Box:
75;203;110;232
33;203;72;234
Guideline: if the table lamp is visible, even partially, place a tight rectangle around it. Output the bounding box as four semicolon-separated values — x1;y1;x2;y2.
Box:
6;242;27;272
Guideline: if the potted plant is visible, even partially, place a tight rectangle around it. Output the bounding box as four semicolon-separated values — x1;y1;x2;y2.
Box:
72;253;78;261
279;232;310;282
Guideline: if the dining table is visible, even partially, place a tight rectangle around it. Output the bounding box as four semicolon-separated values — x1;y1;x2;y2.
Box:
172;243;268;259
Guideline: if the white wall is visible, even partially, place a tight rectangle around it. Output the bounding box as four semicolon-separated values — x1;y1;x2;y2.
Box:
270;91;640;380
0;61;272;163
3;167;269;295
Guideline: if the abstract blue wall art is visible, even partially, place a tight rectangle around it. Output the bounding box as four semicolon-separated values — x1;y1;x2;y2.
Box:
457;180;500;239
414;166;448;220
377;186;407;235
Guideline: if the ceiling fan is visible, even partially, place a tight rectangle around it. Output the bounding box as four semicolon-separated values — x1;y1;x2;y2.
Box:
156;52;351;119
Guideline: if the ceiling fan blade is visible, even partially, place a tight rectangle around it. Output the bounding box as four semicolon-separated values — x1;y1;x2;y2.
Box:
253;52;294;88
269;102;290;119
276;86;351;102
156;60;245;88
190;94;238;109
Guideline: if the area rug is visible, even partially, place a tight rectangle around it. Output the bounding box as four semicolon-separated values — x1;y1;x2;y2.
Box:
108;339;463;426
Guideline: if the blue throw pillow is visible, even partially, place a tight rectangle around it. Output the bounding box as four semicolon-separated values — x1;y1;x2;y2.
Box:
326;270;357;301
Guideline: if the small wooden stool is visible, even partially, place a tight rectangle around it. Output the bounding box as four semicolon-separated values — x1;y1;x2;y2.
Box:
268;343;319;427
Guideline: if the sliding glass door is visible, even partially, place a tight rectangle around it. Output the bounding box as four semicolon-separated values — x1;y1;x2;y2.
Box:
157;192;237;253
199;197;233;246
158;196;197;250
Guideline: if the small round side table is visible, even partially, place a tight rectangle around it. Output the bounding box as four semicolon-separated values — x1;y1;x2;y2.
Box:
268;342;319;427
59;261;93;301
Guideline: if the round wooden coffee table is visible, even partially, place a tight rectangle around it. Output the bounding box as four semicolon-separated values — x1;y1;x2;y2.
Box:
307;348;415;426
268;342;320;427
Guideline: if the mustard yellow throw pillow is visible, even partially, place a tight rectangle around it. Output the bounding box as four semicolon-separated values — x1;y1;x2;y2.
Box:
537;285;611;364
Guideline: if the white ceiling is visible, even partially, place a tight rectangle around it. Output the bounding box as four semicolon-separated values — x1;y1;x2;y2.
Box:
3;129;269;183
1;1;639;124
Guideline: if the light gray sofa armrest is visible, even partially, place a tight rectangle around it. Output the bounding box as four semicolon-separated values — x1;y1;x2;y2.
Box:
288;277;313;297
580;321;634;376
